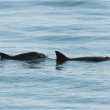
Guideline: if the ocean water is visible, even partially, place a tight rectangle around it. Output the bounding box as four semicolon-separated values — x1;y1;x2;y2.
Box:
0;0;110;109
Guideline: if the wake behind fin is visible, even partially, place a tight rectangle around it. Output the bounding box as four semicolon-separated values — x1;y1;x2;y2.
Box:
55;51;69;62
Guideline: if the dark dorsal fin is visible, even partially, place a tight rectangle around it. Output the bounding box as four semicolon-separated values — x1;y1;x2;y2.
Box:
55;51;69;62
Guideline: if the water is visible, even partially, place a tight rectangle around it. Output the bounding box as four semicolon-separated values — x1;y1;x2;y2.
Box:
0;0;110;109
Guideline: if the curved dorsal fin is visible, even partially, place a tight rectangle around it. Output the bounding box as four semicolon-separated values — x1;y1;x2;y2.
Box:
55;51;69;62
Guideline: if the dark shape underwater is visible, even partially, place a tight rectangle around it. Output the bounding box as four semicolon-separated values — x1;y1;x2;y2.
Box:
0;52;47;60
55;51;110;62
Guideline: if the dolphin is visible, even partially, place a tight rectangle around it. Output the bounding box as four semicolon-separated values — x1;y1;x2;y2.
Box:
0;52;47;60
55;51;110;62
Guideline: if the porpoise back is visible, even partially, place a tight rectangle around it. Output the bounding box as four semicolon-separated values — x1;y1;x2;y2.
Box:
55;51;110;62
0;52;47;60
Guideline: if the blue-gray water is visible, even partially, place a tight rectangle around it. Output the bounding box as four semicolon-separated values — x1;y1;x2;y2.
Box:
0;0;110;110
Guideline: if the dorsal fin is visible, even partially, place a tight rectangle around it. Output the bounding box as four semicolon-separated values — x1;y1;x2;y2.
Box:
55;51;69;61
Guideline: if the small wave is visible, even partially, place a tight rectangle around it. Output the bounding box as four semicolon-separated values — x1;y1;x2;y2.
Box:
37;0;86;7
0;1;31;10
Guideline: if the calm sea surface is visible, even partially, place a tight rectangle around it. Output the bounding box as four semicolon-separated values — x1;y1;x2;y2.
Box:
0;0;110;110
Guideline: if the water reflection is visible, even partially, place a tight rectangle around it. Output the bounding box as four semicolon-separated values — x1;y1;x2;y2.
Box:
0;59;8;68
56;61;66;65
0;58;68;70
0;58;47;69
55;61;67;71
22;59;47;69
